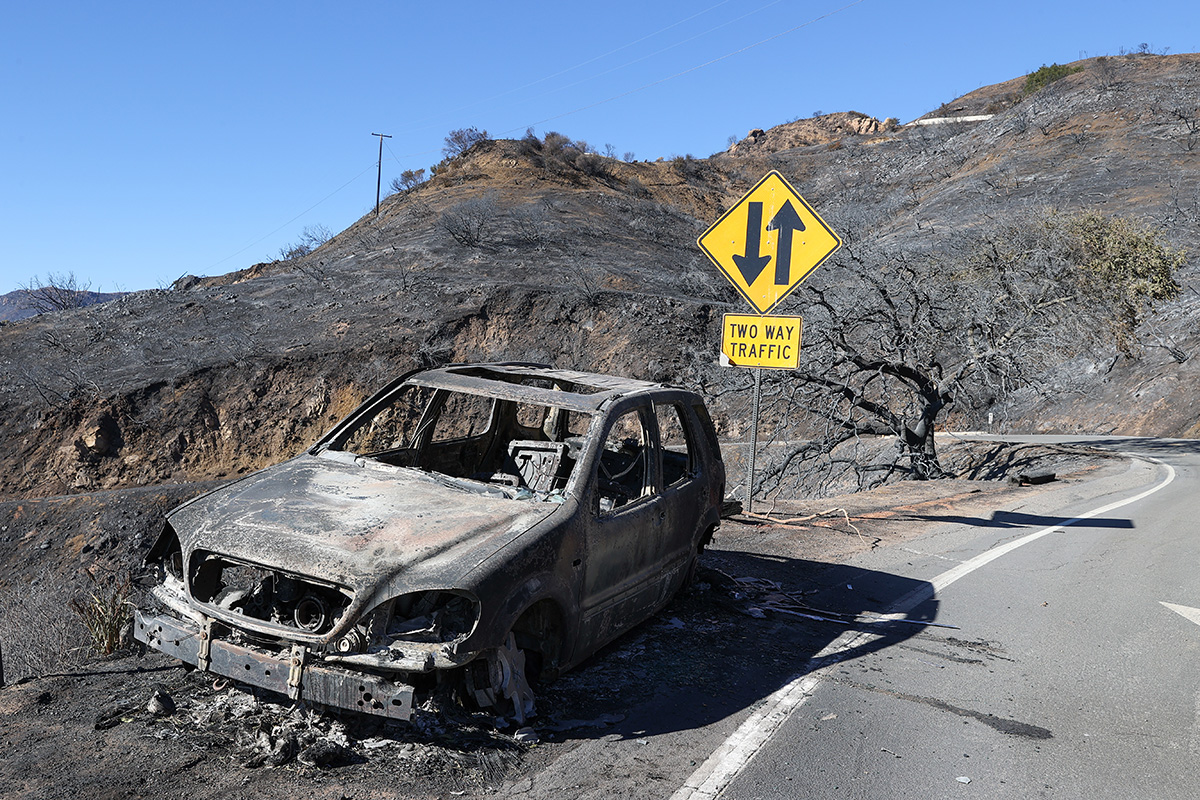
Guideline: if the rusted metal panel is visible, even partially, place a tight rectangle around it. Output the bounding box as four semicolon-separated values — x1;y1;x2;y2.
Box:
169;456;558;611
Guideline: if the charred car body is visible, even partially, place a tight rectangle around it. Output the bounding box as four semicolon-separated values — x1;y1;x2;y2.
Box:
135;363;724;721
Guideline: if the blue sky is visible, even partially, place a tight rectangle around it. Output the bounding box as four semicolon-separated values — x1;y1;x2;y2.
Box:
2;1;1195;295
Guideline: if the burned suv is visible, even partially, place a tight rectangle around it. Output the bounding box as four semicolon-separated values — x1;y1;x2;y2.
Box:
135;363;724;721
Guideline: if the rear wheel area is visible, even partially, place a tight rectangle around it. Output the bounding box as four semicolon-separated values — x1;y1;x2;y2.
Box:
685;524;717;587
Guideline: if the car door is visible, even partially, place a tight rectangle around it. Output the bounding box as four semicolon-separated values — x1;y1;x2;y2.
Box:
653;400;708;588
577;401;666;652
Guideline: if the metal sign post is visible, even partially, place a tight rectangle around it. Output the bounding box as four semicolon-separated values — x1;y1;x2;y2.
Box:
697;170;841;514
747;369;762;514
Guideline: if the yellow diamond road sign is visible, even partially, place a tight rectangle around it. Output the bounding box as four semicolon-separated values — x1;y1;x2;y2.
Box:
698;170;841;314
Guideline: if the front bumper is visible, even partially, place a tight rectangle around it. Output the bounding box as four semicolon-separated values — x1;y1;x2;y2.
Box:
134;609;415;720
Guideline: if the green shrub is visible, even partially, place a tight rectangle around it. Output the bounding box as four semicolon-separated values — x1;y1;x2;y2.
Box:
1023;63;1082;95
70;572;132;656
1063;211;1185;349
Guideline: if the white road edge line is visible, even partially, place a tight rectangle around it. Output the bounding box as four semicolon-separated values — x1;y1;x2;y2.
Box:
671;455;1176;800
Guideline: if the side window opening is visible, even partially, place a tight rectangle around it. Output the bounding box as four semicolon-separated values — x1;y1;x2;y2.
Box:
596;409;652;514
655;403;695;488
339;385;436;459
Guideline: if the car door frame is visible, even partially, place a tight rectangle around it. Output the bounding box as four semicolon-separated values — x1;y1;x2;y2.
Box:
574;394;668;655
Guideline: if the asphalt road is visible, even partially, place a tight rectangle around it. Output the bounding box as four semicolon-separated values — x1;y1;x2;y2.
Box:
685;436;1200;799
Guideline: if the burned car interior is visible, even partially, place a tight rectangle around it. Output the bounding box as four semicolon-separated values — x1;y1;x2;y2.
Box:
135;363;725;723
325;370;594;500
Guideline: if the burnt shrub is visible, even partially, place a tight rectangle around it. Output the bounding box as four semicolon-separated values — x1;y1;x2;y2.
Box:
390;168;427;193
626;176;651;198
439;193;500;247
542;131;571;156
442;127;490;159
510;203;550;246
671;154;707;181
575;152;610;179
518;128;542;158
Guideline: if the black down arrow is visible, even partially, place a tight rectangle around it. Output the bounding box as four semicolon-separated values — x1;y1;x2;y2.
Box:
731;201;771;284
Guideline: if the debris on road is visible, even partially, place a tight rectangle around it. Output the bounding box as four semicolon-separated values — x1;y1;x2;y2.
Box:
705;569;960;630
1009;471;1056;486
512;727;539;744
146;685;175;716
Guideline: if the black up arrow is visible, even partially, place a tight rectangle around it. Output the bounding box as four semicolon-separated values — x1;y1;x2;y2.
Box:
731;202;771;284
766;200;806;285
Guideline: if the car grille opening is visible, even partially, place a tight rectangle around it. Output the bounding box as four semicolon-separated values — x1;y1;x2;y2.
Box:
188;552;351;635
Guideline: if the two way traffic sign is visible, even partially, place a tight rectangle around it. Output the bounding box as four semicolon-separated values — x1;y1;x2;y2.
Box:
698;170;841;314
720;313;803;369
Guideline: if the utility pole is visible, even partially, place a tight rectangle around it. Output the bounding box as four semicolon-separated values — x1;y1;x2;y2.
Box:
372;132;392;216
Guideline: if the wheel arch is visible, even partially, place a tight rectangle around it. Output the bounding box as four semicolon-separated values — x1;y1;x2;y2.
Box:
510;596;568;679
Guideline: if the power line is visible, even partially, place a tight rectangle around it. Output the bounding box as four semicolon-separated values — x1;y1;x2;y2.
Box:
202;163;376;273
501;0;792;114
205;0;868;273
381;0;868;164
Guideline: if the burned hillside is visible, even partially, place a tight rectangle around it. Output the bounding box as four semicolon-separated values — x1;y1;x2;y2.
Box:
1;52;1198;505
1;50;1198;800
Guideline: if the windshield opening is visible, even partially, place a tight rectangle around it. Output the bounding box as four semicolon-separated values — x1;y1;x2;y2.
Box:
328;384;593;498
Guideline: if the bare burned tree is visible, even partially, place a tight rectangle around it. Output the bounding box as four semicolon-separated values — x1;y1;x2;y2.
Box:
442;127;489;159
19;271;93;314
389;168;427;193
1168;104;1200;151
278;224;332;261
440;193;500;247
762;208;1184;494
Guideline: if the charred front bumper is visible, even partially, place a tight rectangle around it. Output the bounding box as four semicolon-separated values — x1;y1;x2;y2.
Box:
134;609;415;720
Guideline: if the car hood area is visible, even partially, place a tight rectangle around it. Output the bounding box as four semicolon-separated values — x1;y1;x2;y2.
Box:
167;452;560;599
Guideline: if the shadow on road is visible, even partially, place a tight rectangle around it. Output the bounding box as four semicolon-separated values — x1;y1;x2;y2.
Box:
910;509;1134;529
541;548;939;741
1066;436;1200;456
